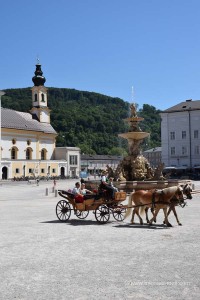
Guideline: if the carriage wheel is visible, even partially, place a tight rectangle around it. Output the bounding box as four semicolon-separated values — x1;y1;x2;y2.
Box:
95;204;110;224
56;200;71;222
75;210;89;219
112;204;127;222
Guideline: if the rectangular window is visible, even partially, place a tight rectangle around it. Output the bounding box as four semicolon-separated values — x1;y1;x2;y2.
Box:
182;131;186;139
171;147;175;155
70;155;78;165
194;146;200;155
41;168;45;173
15;168;19;174
52;168;56;173
182;146;187;155
194;130;199;139
28;168;33;173
170;132;175;140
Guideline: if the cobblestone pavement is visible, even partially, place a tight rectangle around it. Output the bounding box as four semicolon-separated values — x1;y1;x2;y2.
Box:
0;179;200;300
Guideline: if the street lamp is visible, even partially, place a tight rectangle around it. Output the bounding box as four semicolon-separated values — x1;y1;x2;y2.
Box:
0;91;5;181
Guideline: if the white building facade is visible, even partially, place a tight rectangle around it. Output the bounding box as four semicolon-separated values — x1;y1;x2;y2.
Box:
143;147;162;168
81;154;122;175
1;62;80;180
54;147;81;178
161;99;200;169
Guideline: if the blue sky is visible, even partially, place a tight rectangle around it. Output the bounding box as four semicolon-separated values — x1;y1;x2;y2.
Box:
1;0;200;110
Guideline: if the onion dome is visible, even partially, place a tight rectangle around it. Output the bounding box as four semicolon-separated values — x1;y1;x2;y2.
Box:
32;63;46;86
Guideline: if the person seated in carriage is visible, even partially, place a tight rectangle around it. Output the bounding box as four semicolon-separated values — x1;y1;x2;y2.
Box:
108;177;118;193
72;182;94;203
80;183;93;195
99;170;118;199
72;182;84;203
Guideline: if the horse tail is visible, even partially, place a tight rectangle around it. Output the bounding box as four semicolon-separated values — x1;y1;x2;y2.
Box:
124;193;133;219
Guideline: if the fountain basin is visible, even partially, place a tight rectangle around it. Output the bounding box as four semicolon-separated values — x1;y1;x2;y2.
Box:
118;132;150;140
125;117;144;122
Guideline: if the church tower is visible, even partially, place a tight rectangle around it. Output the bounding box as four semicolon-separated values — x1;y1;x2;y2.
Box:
30;61;51;123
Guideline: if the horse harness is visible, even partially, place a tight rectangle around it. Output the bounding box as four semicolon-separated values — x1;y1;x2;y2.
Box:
151;189;164;209
152;188;186;209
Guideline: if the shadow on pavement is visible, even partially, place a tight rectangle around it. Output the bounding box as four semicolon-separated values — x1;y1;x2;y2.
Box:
41;219;101;226
114;223;170;230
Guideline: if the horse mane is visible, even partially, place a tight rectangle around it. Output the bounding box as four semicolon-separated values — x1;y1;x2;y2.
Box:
161;186;182;195
183;183;192;192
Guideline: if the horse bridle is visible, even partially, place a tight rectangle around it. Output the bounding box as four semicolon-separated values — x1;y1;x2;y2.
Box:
176;187;187;203
183;186;192;200
153;187;186;208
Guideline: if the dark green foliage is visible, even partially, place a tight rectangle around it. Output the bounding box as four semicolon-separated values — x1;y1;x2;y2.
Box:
2;88;32;112
2;88;161;154
138;104;161;150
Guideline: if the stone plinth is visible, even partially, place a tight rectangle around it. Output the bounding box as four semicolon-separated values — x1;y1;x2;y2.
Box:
116;179;193;193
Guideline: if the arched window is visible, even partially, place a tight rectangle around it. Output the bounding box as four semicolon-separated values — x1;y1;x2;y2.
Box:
34;94;37;102
11;147;18;159
26;148;32;160
41;93;45;102
41;149;47;160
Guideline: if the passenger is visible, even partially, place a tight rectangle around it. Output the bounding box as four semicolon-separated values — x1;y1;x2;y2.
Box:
100;170;116;199
80;183;93;195
109;177;118;192
101;170;109;184
72;182;84;203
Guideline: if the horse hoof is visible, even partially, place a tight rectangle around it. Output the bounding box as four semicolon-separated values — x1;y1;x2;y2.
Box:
149;223;152;226
167;223;173;227
178;223;182;226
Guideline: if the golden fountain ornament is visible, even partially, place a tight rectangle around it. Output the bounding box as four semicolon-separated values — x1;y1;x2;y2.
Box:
118;103;151;181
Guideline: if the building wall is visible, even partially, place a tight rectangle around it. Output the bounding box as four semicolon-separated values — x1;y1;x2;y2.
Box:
1;127;67;179
143;148;162;168
1;129;80;179
2;128;55;161
161;110;200;168
81;155;122;175
55;147;81;178
54;148;67;160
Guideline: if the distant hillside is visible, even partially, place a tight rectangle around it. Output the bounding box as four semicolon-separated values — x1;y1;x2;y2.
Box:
2;87;161;154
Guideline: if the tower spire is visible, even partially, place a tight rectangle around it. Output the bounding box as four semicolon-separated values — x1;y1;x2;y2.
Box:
31;61;50;123
32;61;46;86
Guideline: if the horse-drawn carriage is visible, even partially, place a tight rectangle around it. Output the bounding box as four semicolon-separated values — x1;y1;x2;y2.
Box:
56;190;127;224
55;183;193;226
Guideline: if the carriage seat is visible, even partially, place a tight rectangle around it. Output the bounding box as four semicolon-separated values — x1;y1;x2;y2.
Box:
83;194;96;200
59;190;97;202
59;190;75;199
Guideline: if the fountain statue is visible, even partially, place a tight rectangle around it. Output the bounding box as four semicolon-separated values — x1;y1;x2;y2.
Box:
85;102;192;192
118;103;154;181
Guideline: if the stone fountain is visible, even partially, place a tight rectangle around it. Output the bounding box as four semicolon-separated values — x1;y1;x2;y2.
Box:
86;103;192;192
118;103;151;181
115;103;192;191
